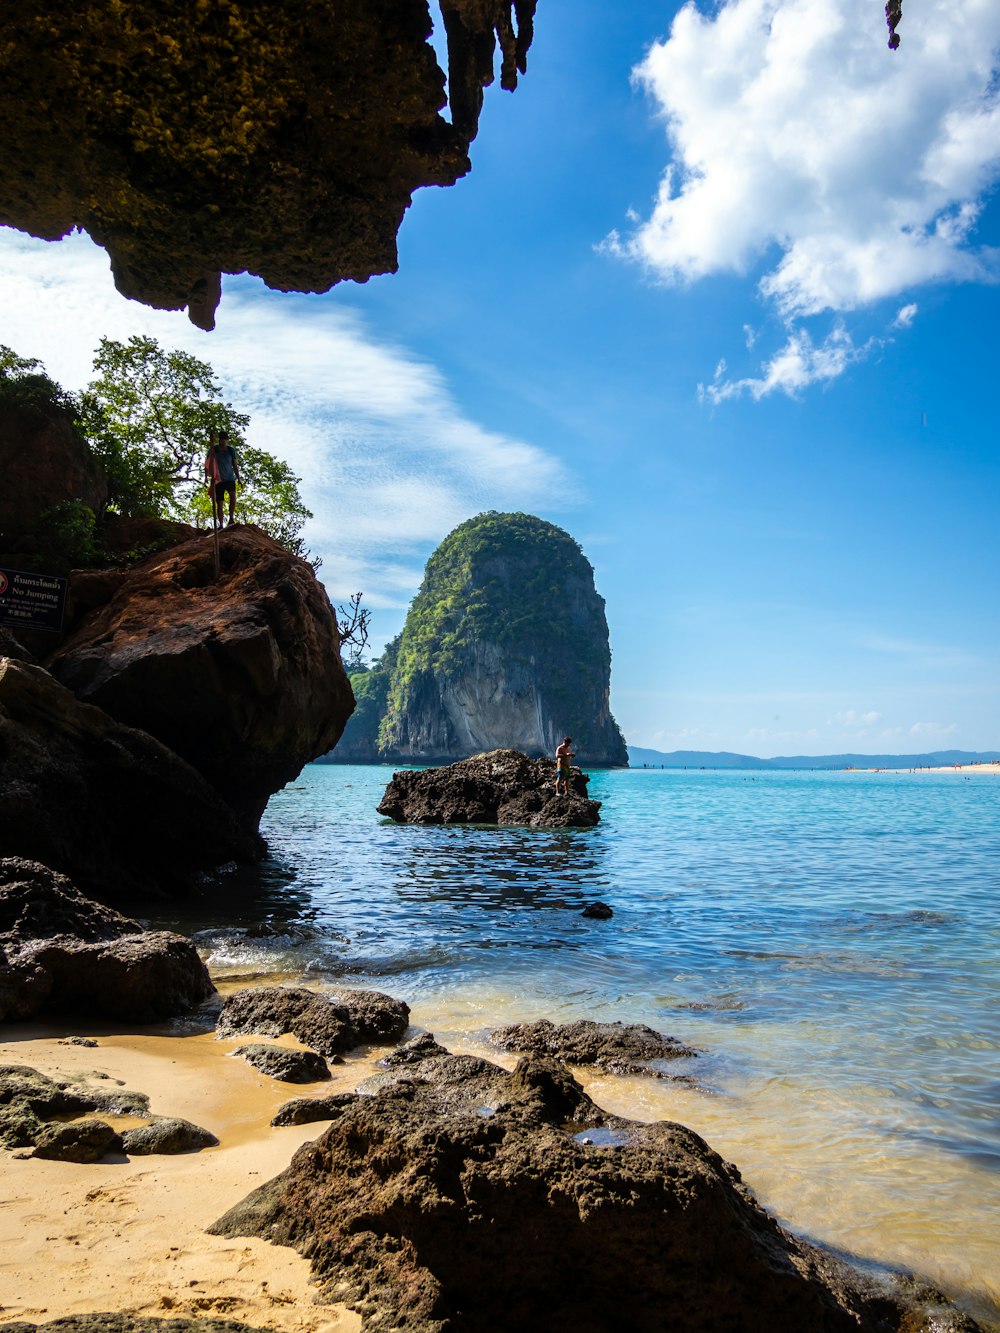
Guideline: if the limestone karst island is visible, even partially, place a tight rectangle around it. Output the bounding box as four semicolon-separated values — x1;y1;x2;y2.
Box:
1;4;998;1333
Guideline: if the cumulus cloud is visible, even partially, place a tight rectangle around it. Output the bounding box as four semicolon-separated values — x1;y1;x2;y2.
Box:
0;229;570;611
609;0;1000;395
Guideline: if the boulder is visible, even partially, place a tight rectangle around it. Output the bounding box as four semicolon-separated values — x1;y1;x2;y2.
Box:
0;859;215;1023
32;1119;122;1163
0;660;258;899
121;1117;218;1155
379;1031;449;1067
377;748;601;827
4;1316;278;1333
47;525;354;827
209;1051;979;1333
271;1092;357;1127
233;1043;331;1084
488;1018;698;1078
216;985;410;1058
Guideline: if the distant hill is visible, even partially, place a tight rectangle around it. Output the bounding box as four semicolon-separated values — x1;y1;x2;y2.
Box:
627;746;1000;770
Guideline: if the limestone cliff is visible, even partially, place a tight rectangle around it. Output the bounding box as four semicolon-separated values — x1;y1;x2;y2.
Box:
332;512;627;766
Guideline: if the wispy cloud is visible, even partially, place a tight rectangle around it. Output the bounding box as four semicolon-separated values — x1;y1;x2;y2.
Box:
608;0;1000;397
698;323;875;401
0;230;571;609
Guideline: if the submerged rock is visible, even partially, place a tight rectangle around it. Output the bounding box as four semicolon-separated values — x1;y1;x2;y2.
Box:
121;1117;218;1156
216;986;410;1058
488;1018;698;1078
233;1043;331;1084
0;858;215;1023
209;1051;976;1333
377;748;602;828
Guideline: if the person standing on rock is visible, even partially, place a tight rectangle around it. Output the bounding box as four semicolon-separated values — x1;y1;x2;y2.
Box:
555;736;575;796
205;429;240;527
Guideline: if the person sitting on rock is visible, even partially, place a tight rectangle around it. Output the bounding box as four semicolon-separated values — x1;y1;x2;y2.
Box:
555;736;575;796
205;428;240;527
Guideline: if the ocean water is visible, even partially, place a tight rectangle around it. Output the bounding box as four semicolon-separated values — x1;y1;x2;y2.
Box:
149;764;1000;1320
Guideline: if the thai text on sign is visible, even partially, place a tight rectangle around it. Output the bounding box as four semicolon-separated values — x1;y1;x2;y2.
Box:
0;567;68;633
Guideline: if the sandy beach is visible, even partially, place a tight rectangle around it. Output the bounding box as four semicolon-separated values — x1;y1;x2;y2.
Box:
0;1017;374;1331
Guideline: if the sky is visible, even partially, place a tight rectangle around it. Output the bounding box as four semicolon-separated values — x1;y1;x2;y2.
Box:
1;0;998;757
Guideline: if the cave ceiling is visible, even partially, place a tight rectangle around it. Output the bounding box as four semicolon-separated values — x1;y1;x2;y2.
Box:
0;1;536;327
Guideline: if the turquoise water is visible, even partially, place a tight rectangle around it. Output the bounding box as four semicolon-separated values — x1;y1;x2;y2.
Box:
153;765;1000;1319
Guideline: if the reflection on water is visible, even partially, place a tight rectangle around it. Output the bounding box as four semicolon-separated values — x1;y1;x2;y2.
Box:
140;763;1000;1322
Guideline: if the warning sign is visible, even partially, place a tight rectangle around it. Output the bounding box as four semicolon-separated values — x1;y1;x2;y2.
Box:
0;567;68;634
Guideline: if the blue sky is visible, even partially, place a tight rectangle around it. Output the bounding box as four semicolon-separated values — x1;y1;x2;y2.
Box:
1;0;998;755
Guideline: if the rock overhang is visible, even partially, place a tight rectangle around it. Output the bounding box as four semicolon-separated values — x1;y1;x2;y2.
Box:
0;0;537;328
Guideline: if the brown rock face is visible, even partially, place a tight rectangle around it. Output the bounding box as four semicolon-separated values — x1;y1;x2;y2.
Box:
216;985;411;1057
377;748;602;827
0;660;257;898
0;400;107;551
0;858;216;1022
209;1050;970;1332
0;2;536;328
47;525;353;826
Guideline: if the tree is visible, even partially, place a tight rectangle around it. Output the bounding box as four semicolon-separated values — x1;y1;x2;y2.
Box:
80;335;313;557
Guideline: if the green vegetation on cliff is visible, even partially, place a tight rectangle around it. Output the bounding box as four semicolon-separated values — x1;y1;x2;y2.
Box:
328;512;626;764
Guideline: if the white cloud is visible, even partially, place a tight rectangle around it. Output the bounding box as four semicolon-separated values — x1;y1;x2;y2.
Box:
893;302;918;328
0;229;571;609
617;0;1000;313
836;709;882;727
699;323;874;401
908;721;959;739
610;0;1000;396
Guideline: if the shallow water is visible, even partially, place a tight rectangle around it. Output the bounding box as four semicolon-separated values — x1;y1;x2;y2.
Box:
146;764;1000;1320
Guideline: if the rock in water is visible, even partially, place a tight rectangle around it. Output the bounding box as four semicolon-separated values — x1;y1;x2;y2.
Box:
216;986;410;1057
47;526;353;828
377;748;602;828
209;1052;975;1332
330;512;628;767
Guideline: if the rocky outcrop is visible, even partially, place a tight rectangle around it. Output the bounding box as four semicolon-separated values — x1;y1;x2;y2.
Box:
209;1050;978;1333
47;525;353;827
376;748;602;827
233;1043;332;1083
329;513;628;767
0;859;215;1022
0;1064;148;1155
0;400;107;556
488;1018;698;1077
0;661;257;899
0;3;536;328
7;1316;277;1333
216;986;410;1057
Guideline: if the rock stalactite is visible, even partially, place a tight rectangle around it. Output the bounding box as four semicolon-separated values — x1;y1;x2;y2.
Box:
0;1;537;328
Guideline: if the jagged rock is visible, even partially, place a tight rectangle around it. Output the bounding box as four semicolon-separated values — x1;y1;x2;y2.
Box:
488;1018;698;1078
47;525;353;827
216;985;410;1058
0;661;257;899
333;513;628;767
233;1043;331;1084
4;1316;279;1333
0;400;108;553
209;1052;979;1333
271;1092;357;1127
0;3;535;328
379;1031;450;1067
0;859;215;1022
32;1119;122;1163
377;748;602;827
121;1117;218;1155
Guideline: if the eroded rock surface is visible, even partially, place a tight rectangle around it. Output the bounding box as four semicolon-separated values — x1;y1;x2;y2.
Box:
5;1317;278;1333
47;525;353;827
216;986;410;1057
488;1017;698;1078
0;660;257;899
377;748;601;827
120;1117;218;1155
0;1064;147;1155
210;1051;976;1333
234;1043;331;1084
0;858;215;1022
0;3;536;327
